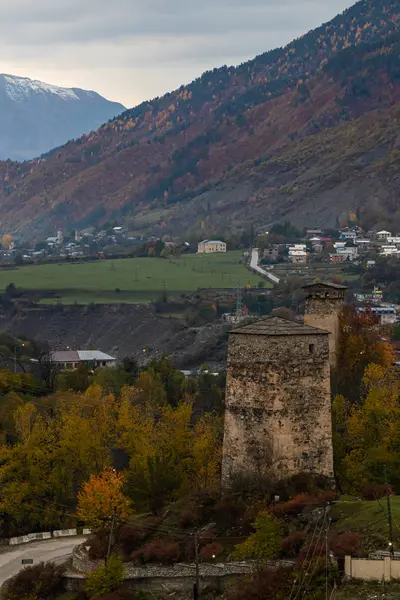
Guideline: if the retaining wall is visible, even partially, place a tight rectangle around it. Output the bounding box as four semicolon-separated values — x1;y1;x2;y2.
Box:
345;555;400;581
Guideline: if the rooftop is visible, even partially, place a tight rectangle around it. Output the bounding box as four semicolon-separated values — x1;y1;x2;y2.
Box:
302;281;348;290
230;316;328;337
51;350;115;363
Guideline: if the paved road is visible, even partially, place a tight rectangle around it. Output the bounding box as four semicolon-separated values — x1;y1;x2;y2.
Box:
0;536;86;586
250;248;280;284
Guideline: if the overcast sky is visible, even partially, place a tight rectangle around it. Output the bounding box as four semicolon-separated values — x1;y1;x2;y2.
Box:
0;0;356;108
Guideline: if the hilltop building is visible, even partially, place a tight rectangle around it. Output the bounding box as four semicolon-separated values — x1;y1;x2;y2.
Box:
221;281;347;488
221;317;333;486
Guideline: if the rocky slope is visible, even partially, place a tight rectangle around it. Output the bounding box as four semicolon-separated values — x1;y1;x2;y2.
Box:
1;0;400;236
0;74;125;161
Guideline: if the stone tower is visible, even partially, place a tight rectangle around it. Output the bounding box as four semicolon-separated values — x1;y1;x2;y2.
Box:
303;282;347;369
221;317;334;487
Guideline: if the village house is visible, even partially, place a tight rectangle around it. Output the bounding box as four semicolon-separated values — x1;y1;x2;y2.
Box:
51;350;116;371
288;244;307;264
197;240;227;254
340;229;357;241
330;254;346;263
306;228;323;238
358;306;398;326
380;245;400;257
375;230;392;242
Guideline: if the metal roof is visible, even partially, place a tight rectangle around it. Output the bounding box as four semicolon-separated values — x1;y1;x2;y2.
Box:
302;281;348;290
77;351;115;361
230;317;328;337
52;351;79;363
51;350;115;363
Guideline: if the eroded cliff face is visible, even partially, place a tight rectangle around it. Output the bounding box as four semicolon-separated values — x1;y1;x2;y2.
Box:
222;332;333;486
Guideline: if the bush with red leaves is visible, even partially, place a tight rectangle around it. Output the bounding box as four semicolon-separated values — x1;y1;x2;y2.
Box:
330;532;362;557
131;539;180;565
361;484;392;500
272;491;336;517
199;542;224;561
281;531;306;557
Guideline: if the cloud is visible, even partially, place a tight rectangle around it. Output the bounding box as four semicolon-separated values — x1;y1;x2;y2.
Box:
0;0;355;106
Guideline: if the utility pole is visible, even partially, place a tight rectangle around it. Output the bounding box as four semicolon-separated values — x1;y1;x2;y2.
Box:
106;512;116;565
193;530;200;600
325;526;329;600
384;465;394;558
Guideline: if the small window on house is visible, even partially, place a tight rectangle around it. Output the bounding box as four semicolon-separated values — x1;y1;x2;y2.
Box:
309;344;315;354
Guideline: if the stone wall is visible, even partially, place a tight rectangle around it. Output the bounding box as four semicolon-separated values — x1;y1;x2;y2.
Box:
304;287;345;369
221;331;333;486
69;545;293;597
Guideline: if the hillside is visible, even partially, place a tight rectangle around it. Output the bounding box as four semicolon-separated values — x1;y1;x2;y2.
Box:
0;74;125;161
1;0;400;236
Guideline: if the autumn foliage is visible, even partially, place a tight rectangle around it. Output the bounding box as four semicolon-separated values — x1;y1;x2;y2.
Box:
77;468;132;530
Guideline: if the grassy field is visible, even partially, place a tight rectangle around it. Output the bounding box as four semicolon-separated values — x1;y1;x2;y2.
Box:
330;497;400;538
0;251;265;304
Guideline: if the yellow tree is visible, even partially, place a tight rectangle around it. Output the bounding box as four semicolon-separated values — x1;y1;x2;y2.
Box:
2;234;13;249
190;413;222;493
77;467;132;531
342;363;400;490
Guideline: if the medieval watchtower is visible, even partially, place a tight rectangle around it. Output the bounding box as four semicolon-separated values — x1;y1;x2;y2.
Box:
221;317;334;487
303;282;347;369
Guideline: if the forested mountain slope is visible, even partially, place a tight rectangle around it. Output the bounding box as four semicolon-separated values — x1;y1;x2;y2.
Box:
1;0;400;237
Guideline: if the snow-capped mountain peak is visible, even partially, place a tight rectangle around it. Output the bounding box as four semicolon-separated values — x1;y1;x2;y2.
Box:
0;74;126;160
2;74;82;102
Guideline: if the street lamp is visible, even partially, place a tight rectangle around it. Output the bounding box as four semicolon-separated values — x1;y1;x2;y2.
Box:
14;342;25;374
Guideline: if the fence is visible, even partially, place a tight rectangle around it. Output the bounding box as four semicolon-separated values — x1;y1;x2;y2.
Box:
8;528;91;546
345;555;400;581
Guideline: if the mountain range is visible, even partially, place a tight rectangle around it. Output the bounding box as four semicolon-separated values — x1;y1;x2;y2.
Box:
1;0;400;238
0;74;125;161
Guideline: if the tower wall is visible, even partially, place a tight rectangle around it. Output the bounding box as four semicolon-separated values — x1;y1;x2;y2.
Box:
221;331;333;487
304;287;345;369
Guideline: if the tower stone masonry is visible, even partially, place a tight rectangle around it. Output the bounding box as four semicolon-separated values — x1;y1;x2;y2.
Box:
221;317;334;487
303;282;347;369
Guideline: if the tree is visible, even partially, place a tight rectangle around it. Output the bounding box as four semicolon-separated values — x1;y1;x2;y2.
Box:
339;363;400;491
233;510;281;561
2;234;13;249
85;554;124;598
77;468;132;531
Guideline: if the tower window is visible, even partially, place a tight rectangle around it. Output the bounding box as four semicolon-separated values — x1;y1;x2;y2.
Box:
309;344;315;354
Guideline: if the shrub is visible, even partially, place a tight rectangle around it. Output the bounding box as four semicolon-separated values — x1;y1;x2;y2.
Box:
233;510;281;561
226;567;294;600
297;539;326;567
331;532;362;557
281;531;306;557
199;542;224;561
178;508;199;529
273;473;334;501
131;540;180;565
118;519;161;555
88;531;109;560
3;561;65;600
361;484;391;500
214;496;245;529
272;491;336;517
85;555;124;598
